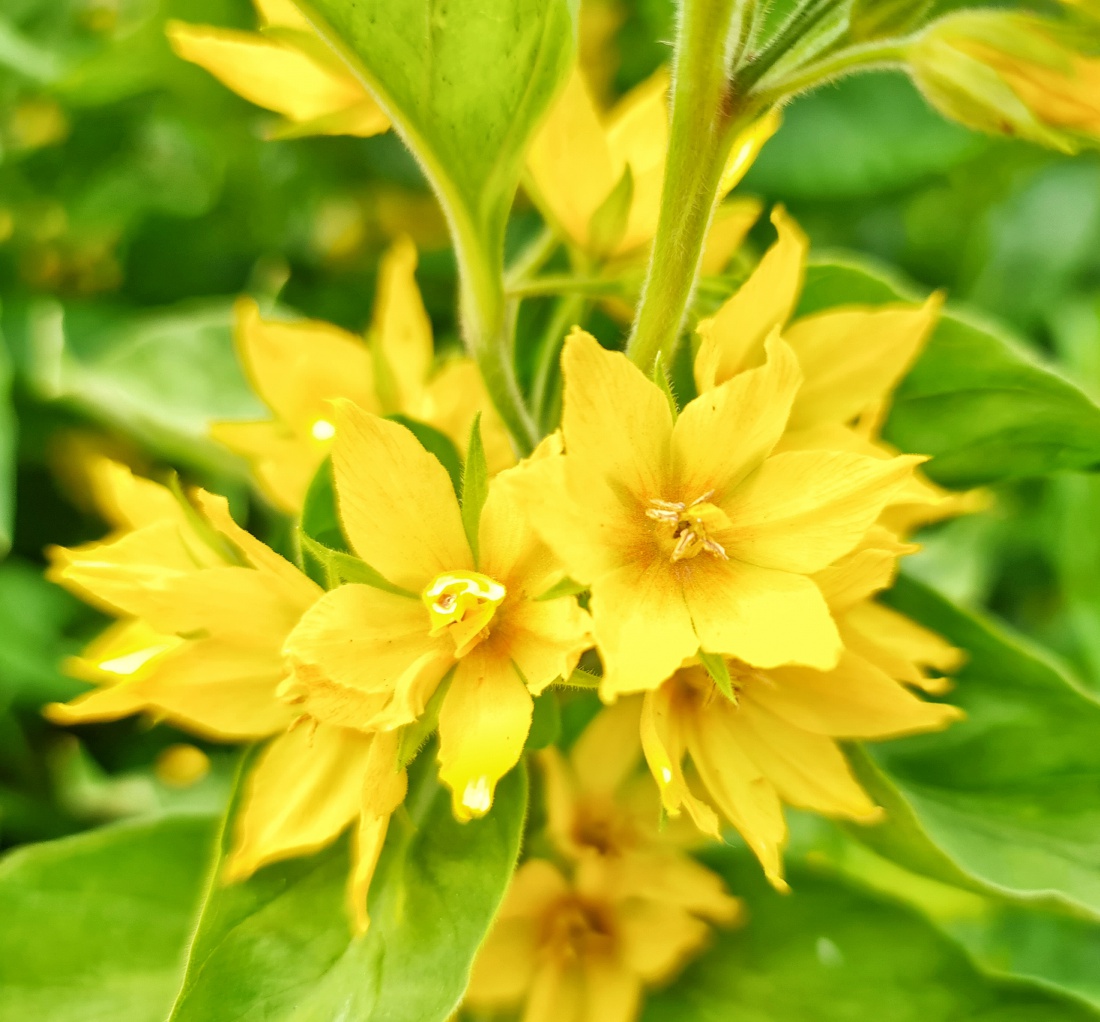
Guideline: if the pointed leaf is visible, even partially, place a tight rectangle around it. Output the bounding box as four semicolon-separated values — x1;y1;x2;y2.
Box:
698;648;735;702
461;414;489;564
587;164;634;258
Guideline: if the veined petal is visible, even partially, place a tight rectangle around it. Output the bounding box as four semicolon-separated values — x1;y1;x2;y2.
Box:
695;206;807;391
843;604;964;691
332;403;472;590
371;237;433;414
437;652;534;821
85;457;188;532
752;650;963;738
225;722;373;880
683;557;841;670
724;450;924;575
812;546;898;612
350;730;407;933
672;335;801;500
730;701;880;821
616;899;710;984
686;703;788;887
480;468;567;595
786;296;942;431
569;697;643;797
496;597;591;696
167;22;367;123
592;556;698;697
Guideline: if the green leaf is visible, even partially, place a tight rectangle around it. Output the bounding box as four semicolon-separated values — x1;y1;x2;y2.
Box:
389;414;463;497
169;754;527;1022
526;689;561;750
698;648;735;702
299;532;417;598
643;849;1100;1022
536;576;589;601
850;574;1100;917
295;0;575;281
461;414;489;565
0;312;13;558
796;258;1100;487
587;165;634;258
300;457;346;553
0;814;217;1022
1050;474;1100;687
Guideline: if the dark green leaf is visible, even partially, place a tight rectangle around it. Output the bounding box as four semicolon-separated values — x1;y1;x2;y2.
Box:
0;814;217;1022
0;313;13;558
300;457;346;553
389;414;463;497
526;689;561;751
169;755;527;1022
643;849;1100;1022
461;414;489;565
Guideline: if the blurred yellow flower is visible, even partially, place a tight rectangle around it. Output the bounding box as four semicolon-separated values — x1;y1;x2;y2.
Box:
211;237;514;513
46;457;317;740
167;0;388;139
466;853;739;1022
526;66;779;258
283;402;591;821
517;329;920;698
640;539;963;887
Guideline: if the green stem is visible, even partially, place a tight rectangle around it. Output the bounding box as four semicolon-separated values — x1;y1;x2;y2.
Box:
504;225;559;291
532;293;588;431
752;38;908;103
625;0;751;371
507;274;639;300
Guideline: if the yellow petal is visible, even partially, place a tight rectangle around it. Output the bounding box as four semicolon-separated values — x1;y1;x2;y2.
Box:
730;701;881;821
687;706;788;888
167;22;366;123
812;546;898;612
85;457;187;531
700;197;763;276
494;597;591;696
350;730;407;932
695;206;808;391
786;295;942;430
683;556;841;670
752;650;963;738
569;696;643;796
332;402;472;591
672;334;801;500
371;237;433;413
465;917;540;1007
526;68;618;246
580;958;642;1022
225;722;373;880
437;652;534;821
253;0;312;30
843;603;965;689
616;899;710;984
608;849;742;924
717;106;782;195
724;451;924;575
208;420;316;513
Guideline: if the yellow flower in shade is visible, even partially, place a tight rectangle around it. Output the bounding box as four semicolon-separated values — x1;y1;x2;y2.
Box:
282;402;591;821
695;206;981;533
45;457;319;740
908;12;1100;151
465;854;739;1022
516;329;922;699
526;65;779;258
210;237;514;513
638;538;963;888
167;0;389;139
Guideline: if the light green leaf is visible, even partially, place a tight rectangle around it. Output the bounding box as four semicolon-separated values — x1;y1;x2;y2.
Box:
0;814;217;1022
587;165;634;258
643;849;1100;1022
0;318;13;559
526;689;561;750
536;576;588;601
461;414;489;565
169;755;527;1022
850;575;1100;918
300;457;346;554
797;258;1100;487
698;648;735;702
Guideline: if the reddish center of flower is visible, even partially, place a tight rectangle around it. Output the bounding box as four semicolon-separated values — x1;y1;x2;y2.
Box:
646;491;731;562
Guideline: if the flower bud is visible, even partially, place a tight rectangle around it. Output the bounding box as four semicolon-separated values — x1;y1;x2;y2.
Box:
908;12;1100;152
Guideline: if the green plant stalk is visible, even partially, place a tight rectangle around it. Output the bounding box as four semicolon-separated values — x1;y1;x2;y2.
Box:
754;38;909;104
625;0;749;370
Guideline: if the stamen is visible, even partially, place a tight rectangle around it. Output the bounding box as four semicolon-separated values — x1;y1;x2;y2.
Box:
647;491;731;563
422;570;507;657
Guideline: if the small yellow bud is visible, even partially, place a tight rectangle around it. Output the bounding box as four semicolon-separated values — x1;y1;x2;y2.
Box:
155;744;211;788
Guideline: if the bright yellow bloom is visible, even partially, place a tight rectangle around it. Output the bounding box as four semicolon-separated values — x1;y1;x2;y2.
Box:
167;0;388;139
517;329;921;698
639;539;963;887
283;402;591;820
526;65;779;258
46;456;318;740
466;853;739;1022
695;206;980;532
211;237;514;512
909;12;1100;151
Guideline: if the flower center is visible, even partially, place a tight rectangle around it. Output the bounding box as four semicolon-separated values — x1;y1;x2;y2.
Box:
422;570;507;657
646;490;731;562
544;895;617;964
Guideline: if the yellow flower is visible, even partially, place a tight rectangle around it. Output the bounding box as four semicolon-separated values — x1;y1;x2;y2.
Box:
695;206;980;533
465;853;739;1022
526;65;779;259
908;12;1100;151
211;237;514;512
46;456;319;740
283;402;591;821
517;329;921;698
639;539;963;887
166;0;388;139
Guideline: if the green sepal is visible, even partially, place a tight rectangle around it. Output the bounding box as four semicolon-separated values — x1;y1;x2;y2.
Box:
298;531;417;598
460;413;489;564
535;576;589;601
398;672;453;768
698;648;736;702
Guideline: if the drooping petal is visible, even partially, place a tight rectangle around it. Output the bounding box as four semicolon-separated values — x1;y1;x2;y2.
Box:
812;546;898;612
843;604;964;691
371;237;433;413
694;206;807;390
672;335;801;500
437;650;534;821
723;450;924;575
700;197;763;275
332;402;472;590
85;457;189;532
225;722;373;880
683;556;841;670
569;696;643;797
